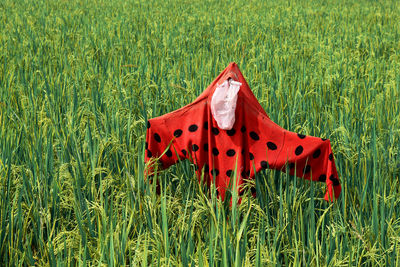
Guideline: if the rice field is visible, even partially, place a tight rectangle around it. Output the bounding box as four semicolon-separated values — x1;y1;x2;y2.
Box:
1;0;400;265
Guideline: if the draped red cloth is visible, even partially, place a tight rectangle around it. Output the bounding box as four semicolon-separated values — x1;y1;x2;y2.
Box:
145;62;341;201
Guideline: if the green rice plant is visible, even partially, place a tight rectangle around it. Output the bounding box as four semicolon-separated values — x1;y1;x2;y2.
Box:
0;0;400;265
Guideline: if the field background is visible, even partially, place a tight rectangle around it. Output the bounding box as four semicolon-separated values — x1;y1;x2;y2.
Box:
1;0;400;265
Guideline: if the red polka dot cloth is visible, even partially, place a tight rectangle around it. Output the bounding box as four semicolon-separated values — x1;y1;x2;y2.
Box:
145;62;341;201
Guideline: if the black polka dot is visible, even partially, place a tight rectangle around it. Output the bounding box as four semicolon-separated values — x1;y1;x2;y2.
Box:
241;170;246;177
147;150;152;158
226;170;233;177
203;143;209;151
313;149;321;159
249;153;254;160
329;175;340;186
289;162;295;169
295;145;303;156
267;142;278;150
166;149;172;157
303;165;311;174
249;131;260;141
145;142;148;149
204;164;209;172
241;126;246;133
188;124;198;132
154;133;161;143
212;148;219;156
226;149;236;157
203;122;208;130
297;133;306;139
147;121;150;129
212;127;219;135
192;144;199;151
318;174;327;182
261;161;268;169
226;128;236;136
329;153;334;161
173;129;183;137
241;149;245;155
181;150;187;156
211;169;219;176
321;138;327;141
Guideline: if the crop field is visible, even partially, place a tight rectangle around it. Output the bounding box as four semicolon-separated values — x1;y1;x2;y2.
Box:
1;0;400;265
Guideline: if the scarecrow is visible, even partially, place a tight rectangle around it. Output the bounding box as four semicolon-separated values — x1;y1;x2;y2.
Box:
145;62;341;201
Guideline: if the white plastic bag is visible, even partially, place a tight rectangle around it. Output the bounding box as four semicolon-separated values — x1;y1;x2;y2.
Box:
211;79;242;130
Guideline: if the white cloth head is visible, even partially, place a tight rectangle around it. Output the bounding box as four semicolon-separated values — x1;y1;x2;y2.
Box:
211;79;242;130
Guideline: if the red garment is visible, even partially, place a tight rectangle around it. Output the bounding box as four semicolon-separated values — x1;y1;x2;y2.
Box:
145;62;341;201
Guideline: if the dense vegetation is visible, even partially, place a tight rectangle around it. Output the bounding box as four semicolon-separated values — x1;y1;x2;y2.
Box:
1;0;399;265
